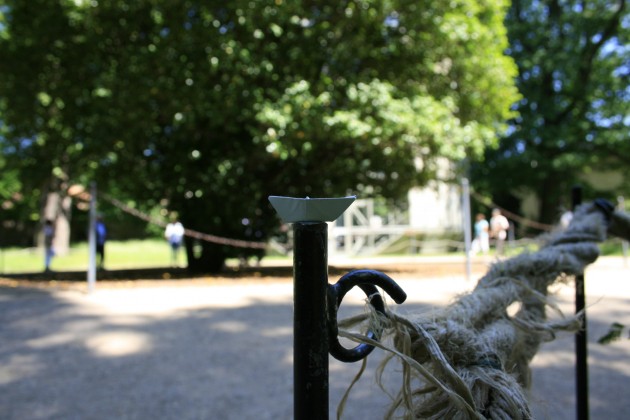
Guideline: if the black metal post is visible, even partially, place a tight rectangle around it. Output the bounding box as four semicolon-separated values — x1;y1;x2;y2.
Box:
572;186;589;420
293;222;329;419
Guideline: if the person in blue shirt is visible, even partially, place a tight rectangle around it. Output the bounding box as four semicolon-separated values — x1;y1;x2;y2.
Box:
43;219;55;272
472;213;489;255
96;216;107;269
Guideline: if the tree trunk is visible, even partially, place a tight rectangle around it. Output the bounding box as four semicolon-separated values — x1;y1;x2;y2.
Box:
185;240;226;273
538;176;565;225
42;191;72;255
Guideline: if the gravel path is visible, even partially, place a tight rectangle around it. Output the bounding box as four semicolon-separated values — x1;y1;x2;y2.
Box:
1;257;629;419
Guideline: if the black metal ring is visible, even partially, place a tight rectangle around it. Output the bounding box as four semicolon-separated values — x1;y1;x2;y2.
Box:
328;270;406;363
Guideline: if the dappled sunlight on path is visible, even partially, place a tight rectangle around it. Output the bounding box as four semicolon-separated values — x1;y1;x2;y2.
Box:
0;257;628;419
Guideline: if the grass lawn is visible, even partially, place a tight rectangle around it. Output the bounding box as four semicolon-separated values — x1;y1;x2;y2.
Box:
2;236;625;276
0;239;177;274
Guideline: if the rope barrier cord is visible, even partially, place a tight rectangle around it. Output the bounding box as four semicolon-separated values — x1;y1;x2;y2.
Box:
97;193;267;249
339;201;630;419
470;191;555;232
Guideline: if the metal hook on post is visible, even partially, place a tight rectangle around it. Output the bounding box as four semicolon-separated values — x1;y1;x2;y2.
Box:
328;270;407;363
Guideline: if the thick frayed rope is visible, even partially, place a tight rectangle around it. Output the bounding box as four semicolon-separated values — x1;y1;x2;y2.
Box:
338;202;630;419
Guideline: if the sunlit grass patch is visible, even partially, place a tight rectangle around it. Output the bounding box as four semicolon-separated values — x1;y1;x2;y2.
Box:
0;239;173;274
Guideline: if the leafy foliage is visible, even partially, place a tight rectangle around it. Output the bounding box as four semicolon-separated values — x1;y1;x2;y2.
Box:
0;0;519;270
472;0;629;223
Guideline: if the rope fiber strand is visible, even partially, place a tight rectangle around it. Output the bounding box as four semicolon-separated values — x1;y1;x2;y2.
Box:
339;201;630;419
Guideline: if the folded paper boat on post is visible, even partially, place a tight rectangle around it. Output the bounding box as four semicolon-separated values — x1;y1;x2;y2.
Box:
268;196;356;223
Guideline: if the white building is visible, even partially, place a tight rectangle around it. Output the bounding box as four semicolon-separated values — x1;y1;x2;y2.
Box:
330;177;465;256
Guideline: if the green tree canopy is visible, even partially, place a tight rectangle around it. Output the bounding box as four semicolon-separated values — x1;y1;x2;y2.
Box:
473;0;629;224
0;0;520;270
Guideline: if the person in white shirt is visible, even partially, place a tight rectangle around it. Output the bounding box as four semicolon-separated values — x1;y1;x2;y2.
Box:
560;210;573;229
490;208;510;256
165;219;185;267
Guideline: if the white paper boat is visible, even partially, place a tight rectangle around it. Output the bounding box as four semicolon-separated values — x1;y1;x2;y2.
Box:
268;195;356;223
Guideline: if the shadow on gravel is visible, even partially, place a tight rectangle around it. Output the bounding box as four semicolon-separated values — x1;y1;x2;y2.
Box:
0;285;434;419
1;279;628;419
529;293;630;420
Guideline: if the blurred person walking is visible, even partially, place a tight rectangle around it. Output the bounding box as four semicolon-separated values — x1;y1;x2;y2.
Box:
43;219;55;272
96;216;107;269
471;213;489;255
560;209;573;229
490;208;510;256
165;219;185;267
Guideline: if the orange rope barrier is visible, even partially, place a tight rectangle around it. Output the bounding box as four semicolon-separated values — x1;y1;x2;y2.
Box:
69;187;267;249
470;191;555;231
